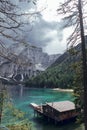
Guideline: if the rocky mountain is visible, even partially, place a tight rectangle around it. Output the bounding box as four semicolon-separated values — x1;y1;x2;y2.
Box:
25;35;87;88
51;36;87;67
0;43;61;82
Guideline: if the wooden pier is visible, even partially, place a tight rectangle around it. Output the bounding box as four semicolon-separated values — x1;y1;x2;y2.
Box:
30;101;79;123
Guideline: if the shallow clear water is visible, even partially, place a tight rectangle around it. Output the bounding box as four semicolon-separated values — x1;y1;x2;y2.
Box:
2;85;84;130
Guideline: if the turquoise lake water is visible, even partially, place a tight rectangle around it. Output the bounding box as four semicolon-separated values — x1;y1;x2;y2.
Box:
1;85;84;130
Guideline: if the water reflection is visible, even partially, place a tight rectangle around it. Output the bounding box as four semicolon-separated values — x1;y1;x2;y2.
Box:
7;85;84;130
19;84;23;97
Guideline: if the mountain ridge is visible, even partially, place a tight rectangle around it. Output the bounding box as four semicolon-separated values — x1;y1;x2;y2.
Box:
0;43;61;83
25;36;87;88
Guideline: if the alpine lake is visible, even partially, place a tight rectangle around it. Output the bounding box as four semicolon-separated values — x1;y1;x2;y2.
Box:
1;85;84;130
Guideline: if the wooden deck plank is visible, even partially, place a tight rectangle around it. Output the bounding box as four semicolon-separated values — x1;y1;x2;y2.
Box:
30;101;78;123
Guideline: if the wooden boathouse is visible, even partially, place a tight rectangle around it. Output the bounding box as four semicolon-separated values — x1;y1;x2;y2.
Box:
30;100;79;123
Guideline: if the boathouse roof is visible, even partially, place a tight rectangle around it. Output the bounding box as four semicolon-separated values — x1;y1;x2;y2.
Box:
47;101;75;112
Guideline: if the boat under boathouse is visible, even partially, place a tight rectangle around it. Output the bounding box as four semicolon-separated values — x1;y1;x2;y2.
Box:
30;100;79;123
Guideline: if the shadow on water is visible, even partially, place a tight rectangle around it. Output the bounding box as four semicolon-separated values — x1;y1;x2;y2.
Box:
31;116;84;130
6;85;84;130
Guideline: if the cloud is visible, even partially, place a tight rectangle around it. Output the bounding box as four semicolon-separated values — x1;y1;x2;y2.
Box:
22;16;66;54
16;0;70;54
1;0;68;54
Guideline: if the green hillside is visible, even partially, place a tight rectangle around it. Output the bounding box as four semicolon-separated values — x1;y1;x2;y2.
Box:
25;59;75;89
25;36;87;89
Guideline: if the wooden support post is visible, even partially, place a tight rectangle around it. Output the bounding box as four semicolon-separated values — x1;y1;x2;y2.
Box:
48;117;50;122
34;110;35;117
54;120;57;125
37;112;39;117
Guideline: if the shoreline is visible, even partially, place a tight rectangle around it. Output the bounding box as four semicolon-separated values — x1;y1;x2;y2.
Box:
22;86;74;92
52;88;74;92
15;85;74;92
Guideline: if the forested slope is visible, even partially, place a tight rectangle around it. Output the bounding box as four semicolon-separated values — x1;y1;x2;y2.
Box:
25;36;87;89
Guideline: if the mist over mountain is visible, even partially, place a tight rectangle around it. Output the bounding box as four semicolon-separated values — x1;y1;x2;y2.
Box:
25;36;87;88
0;43;60;82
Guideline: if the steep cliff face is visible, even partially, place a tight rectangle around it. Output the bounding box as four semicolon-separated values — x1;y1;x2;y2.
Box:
0;43;60;81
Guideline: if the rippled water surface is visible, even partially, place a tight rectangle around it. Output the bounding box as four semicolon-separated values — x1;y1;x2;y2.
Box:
2;85;84;130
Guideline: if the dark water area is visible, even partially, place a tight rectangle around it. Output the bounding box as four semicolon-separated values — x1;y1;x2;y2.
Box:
2;85;84;130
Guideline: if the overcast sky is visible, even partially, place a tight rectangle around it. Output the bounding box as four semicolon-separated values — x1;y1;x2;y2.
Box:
15;0;73;54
